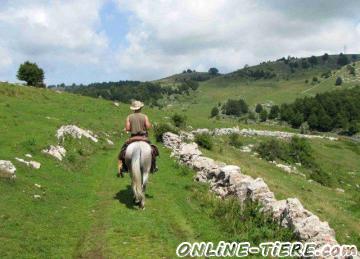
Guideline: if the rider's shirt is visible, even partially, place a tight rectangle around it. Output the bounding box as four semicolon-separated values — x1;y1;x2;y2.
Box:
129;113;147;135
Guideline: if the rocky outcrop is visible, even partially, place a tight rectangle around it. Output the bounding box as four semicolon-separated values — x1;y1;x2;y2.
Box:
42;145;66;161
15;157;41;169
190;127;338;141
163;132;339;253
56;125;98;143
0;160;16;179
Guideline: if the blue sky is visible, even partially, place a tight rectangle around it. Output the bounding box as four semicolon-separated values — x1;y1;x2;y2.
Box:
0;0;359;85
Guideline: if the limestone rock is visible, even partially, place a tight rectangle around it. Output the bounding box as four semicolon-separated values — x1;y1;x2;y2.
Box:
106;139;114;145
56;125;98;143
15;157;41;169
42;145;66;161
0;160;16;179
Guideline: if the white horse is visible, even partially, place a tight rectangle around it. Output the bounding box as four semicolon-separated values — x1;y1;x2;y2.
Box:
124;141;152;209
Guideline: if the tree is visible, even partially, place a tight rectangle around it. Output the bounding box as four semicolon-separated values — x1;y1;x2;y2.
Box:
290;112;303;128
259;109;268;122
17;61;45;87
337;53;349;66
210;106;219;118
268;105;280;119
208;67;219;75
222;99;248;116
307;113;318;129
255;103;263;113
335;77;342;86
308;56;318;66
322;53;329;61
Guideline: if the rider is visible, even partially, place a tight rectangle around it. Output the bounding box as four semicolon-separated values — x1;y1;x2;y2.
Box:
118;100;158;177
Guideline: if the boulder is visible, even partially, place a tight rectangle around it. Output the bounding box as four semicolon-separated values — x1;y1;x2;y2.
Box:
190;156;218;173
194;171;208;183
0;160;16;179
42;145;66;161
56;125;98;143
178;143;202;162
247;178;275;203
15;157;41;169
162;132;182;150
217;165;241;182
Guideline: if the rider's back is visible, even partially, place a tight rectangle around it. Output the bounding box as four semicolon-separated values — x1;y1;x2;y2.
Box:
129;113;147;135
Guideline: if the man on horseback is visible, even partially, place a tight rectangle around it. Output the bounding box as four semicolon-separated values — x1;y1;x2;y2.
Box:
118;100;159;177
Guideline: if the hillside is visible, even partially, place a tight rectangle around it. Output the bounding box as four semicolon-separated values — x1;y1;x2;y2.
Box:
0;83;294;258
161;55;360;128
154;71;218;86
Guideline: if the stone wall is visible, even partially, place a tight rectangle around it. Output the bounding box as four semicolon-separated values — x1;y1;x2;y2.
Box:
191;127;338;141
163;132;342;255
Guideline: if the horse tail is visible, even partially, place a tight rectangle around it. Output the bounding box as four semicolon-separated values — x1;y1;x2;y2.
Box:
131;146;144;206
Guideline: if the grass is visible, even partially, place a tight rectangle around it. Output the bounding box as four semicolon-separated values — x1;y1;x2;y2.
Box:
0;83;293;258
199;134;360;247
161;61;359;129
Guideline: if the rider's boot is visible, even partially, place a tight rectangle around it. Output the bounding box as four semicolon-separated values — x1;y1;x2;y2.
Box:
117;160;124;178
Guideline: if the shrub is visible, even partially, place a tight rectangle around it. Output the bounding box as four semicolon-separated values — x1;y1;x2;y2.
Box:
228;133;243;148
256;139;287;161
335;77;342;86
259;109;268;122
195;133;213;150
210;106;219;118
222;99;248;116
153;123;178;142
337;53;349;66
171;113;187;128
300;122;310;134
288;136;314;167
268;105;280;119
255;104;263;113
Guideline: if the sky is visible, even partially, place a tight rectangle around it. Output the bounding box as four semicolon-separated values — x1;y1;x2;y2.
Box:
0;0;359;85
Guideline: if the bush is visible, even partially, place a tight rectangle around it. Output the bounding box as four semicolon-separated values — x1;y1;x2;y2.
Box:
259;109;268;122
268;105;280;119
171;113;187;128
153;123;178;142
255;104;263;113
300;122;310;134
222;99;248;116
228;133;243;148
195;134;213;150
210;106;219;118
256;139;286;161
335;77;342;86
288;137;314;167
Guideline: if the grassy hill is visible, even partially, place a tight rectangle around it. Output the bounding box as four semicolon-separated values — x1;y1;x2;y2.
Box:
161;55;360;129
0;83;293;258
154;71;218;86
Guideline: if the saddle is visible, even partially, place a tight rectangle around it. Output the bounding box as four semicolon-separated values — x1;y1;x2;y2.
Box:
119;135;159;173
125;135;150;145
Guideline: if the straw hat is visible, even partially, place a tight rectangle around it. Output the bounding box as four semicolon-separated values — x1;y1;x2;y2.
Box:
130;100;144;111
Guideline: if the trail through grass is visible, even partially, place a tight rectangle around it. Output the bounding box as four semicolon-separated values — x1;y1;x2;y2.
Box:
0;83;293;258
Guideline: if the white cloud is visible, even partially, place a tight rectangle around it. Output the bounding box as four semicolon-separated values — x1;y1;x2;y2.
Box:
0;47;12;70
115;0;360;80
0;0;359;83
0;0;108;83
